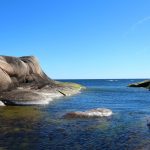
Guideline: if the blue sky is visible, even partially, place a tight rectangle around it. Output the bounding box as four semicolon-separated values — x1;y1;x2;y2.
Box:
0;0;150;79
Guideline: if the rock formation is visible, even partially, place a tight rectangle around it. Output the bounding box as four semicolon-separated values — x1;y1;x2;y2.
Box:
128;80;150;89
0;56;84;106
64;108;113;118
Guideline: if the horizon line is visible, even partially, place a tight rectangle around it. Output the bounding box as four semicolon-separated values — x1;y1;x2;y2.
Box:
54;78;150;80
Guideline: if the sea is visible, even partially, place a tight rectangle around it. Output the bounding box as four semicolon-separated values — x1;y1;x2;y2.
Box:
0;79;150;150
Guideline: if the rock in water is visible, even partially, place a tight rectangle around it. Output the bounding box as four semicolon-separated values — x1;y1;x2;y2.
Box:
0;56;84;105
128;80;150;89
64;108;113;118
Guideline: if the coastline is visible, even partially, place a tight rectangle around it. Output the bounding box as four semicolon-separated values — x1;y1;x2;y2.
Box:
0;56;85;106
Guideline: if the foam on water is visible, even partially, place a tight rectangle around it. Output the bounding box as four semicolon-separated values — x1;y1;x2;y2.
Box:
108;79;118;82
5;92;63;105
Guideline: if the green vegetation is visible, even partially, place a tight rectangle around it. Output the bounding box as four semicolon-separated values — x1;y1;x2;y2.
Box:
56;81;86;90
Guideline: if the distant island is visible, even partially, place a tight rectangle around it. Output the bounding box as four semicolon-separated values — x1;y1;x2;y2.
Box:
0;56;84;106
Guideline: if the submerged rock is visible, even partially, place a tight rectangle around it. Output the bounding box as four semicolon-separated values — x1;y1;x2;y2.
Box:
128;80;150;89
0;55;84;106
64;108;113;119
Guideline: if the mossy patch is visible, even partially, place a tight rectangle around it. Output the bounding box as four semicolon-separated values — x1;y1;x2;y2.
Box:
56;81;86;90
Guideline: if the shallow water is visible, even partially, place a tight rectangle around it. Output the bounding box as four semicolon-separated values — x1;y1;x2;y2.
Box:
1;79;150;150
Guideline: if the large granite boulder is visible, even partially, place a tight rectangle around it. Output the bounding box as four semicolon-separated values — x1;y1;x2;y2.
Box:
0;56;84;105
0;56;54;91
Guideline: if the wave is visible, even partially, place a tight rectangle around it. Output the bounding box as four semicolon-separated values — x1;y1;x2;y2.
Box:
108;80;118;82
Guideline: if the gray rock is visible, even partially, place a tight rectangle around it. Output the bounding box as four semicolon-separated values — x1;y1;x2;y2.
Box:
0;56;84;105
128;80;150;89
64;108;113;119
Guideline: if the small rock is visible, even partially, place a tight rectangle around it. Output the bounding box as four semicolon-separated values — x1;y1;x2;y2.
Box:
64;108;113;119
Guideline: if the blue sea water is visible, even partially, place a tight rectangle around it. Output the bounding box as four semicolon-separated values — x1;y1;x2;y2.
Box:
1;79;150;150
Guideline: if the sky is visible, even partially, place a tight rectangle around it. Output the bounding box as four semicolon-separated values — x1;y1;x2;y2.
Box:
0;0;150;79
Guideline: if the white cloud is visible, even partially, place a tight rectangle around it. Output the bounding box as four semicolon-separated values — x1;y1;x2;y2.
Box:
124;16;150;37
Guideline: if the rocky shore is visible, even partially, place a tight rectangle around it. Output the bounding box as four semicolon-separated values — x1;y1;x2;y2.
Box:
0;56;84;106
